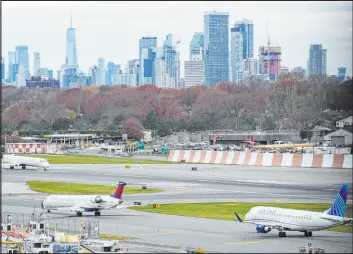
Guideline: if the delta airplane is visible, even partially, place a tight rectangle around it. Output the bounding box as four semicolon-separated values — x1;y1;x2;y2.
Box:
42;181;127;217
234;184;352;237
1;154;50;171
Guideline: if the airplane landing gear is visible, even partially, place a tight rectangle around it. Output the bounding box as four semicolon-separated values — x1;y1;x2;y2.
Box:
47;210;51;213
95;211;101;216
304;231;312;237
10;166;14;169
22;165;26;169
76;212;83;217
279;232;286;237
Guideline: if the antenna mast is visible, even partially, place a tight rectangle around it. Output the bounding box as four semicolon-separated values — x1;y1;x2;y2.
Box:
70;8;73;29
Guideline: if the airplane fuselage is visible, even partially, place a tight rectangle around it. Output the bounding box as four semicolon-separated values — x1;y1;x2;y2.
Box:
245;206;351;232
43;195;122;212
2;154;50;170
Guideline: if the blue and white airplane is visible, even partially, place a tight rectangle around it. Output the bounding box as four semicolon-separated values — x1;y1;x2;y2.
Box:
234;184;352;237
42;182;127;217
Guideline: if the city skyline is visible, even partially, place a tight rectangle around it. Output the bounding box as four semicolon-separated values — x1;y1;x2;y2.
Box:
2;1;352;78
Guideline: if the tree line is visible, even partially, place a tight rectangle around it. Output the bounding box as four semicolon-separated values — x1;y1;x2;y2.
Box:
1;73;352;139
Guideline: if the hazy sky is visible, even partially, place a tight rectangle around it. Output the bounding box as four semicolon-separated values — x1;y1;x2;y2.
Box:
2;1;353;77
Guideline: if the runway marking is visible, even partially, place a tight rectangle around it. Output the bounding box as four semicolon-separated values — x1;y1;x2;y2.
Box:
2;182;12;189
224;240;264;245
140;231;176;236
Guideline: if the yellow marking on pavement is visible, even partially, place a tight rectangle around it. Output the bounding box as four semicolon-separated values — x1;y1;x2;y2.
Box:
224;240;264;245
140;232;176;236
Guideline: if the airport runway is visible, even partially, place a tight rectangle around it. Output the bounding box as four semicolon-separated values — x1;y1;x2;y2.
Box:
2;205;352;253
2;164;352;253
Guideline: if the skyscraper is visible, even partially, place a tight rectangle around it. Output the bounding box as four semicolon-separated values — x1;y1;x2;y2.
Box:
139;37;157;85
48;69;53;79
97;57;106;86
65;14;78;66
61;13;79;89
338;67;346;82
190;32;204;60
16;65;26;87
233;19;254;59
163;34;180;88
1;57;4;81
34;52;40;77
307;44;327;76
185;55;204;87
230;26;243;82
106;62;116;85
204;11;229;86
7;51;16;82
15;45;30;80
258;46;282;80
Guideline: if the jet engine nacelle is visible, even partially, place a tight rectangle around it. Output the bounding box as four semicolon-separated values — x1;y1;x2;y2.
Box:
256;225;271;233
92;196;103;203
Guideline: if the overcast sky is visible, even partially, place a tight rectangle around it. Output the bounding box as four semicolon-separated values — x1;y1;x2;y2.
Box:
2;1;352;78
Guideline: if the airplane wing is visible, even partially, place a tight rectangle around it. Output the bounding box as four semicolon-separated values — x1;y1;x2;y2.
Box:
234;212;290;231
55;207;86;212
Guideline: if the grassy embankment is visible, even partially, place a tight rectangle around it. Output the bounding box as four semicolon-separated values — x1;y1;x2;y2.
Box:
130;202;353;233
22;154;174;164
26;181;164;195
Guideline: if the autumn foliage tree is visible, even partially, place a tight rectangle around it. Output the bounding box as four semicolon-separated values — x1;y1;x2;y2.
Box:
121;117;145;140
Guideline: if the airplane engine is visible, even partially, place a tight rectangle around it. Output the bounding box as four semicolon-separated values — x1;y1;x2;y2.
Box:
92;196;103;203
256;225;271;233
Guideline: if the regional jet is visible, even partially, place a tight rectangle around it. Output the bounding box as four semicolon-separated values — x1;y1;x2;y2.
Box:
234;184;352;237
42;181;127;217
1;154;50;171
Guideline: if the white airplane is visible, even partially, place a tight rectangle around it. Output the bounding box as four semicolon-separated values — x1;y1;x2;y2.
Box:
1;154;50;171
234;184;352;237
42;181;127;217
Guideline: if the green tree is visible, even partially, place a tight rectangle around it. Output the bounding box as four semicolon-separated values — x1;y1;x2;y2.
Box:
143;111;159;130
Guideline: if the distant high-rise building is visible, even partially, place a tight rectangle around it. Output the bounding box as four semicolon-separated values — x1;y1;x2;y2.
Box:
139;36;157;85
233;19;254;59
338;67;346;82
243;58;258;77
140;48;155;85
26;76;60;88
106;62;116;85
16;65;26;87
231;26;243;82
65;14;77;66
33;52;40;77
163;34;180;88
258;46;282;80
292;66;306;75
1;57;4;81
38;68;49;78
280;66;290;74
60;14;79;89
204;11;229;86
185;55;204;87
48;69;53;79
7;51;16;82
57;70;61;82
190;32;204;60
307;44;327;76
15;45;30;80
322;49;327;74
97;57;106;86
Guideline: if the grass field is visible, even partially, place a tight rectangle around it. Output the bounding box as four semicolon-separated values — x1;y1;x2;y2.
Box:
130;202;353;233
26;181;164;195
99;233;132;240
22;154;174;164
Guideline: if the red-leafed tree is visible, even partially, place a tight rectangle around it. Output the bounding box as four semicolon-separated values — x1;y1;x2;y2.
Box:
121;117;145;140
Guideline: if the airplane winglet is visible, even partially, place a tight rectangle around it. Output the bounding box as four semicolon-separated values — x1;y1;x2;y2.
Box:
234;212;243;222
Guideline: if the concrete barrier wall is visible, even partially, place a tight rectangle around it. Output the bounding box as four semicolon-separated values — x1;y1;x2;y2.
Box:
168;150;352;169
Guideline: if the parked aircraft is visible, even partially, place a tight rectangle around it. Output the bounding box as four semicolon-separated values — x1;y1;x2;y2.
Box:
1;154;50;171
42;181;127;217
234;184;352;237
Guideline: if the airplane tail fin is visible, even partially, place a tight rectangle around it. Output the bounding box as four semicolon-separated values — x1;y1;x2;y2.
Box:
234;212;243;222
111;181;127;199
326;184;349;217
